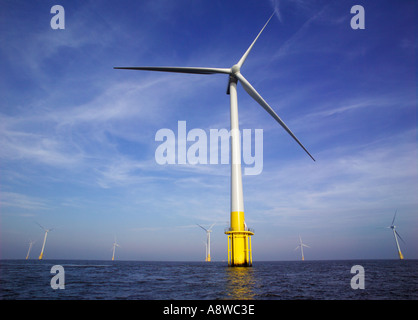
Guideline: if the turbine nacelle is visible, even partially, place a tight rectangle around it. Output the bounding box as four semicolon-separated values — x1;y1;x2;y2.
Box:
231;64;240;75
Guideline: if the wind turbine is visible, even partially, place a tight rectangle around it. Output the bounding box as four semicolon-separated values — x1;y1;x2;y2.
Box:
112;237;120;261
25;240;35;260
295;235;310;261
36;222;53;260
388;210;405;260
197;223;215;262
115;12;315;267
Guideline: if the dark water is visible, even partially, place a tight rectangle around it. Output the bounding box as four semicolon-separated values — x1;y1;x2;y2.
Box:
0;259;417;300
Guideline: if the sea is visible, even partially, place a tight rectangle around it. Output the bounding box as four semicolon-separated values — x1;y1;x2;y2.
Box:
1;259;417;301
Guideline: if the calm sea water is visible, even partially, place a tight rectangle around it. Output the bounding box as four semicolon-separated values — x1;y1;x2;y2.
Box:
0;259;417;300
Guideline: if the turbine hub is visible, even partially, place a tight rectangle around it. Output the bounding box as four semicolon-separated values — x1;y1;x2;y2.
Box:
231;64;240;74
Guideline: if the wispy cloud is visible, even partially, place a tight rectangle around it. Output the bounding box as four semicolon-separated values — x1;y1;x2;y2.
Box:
0;118;84;167
0;192;50;210
268;0;348;61
245;129;417;229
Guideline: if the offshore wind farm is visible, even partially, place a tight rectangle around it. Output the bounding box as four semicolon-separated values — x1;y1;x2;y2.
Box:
0;0;417;302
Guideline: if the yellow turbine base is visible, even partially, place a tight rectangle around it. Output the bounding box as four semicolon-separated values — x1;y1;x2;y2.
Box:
38;253;43;260
226;211;254;267
399;251;404;260
207;254;211;262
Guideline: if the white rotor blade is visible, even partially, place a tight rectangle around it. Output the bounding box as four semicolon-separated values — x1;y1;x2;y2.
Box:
208;223;215;231
197;224;208;232
237;12;275;68
114;66;231;75
235;72;315;161
391;209;398;226
35;221;46;231
302;244;310;248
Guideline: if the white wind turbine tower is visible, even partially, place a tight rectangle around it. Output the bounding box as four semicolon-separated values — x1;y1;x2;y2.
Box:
202;240;208;262
295;235;310;261
112;237;120;261
197;223;215;262
36;222;53;260
115;12;315;267
25;240;35;260
388;210;405;260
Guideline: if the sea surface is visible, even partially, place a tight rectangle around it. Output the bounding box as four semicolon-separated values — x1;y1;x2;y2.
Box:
0;259;417;300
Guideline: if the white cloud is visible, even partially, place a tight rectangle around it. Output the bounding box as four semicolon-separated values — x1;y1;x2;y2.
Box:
0;192;50;210
244;129;417;228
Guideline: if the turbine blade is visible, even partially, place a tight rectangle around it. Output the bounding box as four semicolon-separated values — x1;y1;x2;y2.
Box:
303;244;310;248
208;223;215;231
395;230;406;244
197;224;207;231
295;246;300;250
237;12;275;68
235;72;315;161
114;66;231;75
35;221;46;231
391;209;398;226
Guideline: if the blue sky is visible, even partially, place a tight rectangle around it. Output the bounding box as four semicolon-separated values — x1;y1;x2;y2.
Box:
0;0;416;261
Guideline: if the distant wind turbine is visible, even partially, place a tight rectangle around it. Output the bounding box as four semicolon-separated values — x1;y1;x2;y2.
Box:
197;223;215;262
295;235;310;261
112;237;120;261
388;210;405;260
115;12;315;267
36;222;53;260
25;240;35;260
